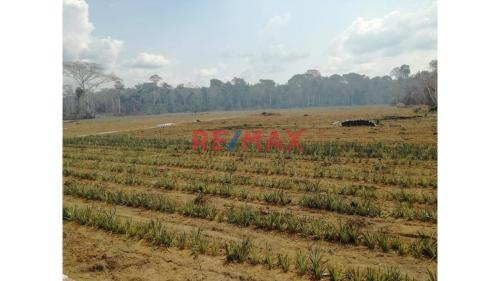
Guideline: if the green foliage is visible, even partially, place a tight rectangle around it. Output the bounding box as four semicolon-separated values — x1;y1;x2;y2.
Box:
299;192;382;217
224;237;253;263
249;247;260;265
262;189;292;205
376;232;391;253
295;250;308;275
413;234;437;260
64;182;176;213
308;246;327;280
264;244;274;269
65;183;431;259
64;205;173;248
324;220;361;245
224;205;257;226
392;204;437;223
277;253;290;272
362;233;377;250
65;63;436;118
327;265;343;281
344;268;363;281
190;228;209;256
182;200;218;220
154;177;177;189
65;135;436;160
144;219;176;247
339;184;377;199
426;268;437;281
389;189;437;205
64;204;424;280
177;232;187;250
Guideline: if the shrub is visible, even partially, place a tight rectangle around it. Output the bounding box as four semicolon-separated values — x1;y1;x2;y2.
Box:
339;184;377;199
414;235;437;259
249;247;260;265
309;246;327;280
344;268;363;281
224;205;257;226
427;268;437;281
327;265;343;281
182;200;217;220
144;219;176;247
264;245;274;269
190;228;209;256
362;233;377;249
263;190;292;205
154;177;177;190
177;232;187;250
64;205;178;248
376;232;391;253
224;237;253;263
295;250;308;275
277;253;290;272
392;204;437;223
299;192;381;217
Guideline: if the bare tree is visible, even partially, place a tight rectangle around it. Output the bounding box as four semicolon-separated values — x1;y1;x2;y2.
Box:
63;61;120;118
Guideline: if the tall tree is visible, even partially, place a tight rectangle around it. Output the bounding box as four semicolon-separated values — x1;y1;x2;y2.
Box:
114;80;125;115
429;60;437;72
63;61;120;118
390;64;411;80
149;74;162;85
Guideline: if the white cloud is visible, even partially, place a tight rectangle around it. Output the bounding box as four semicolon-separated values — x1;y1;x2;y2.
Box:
63;0;93;59
326;2;436;76
190;63;231;86
258;44;308;64
259;13;291;43
81;37;123;67
249;13;309;79
266;13;291;28
63;0;178;87
198;67;218;76
245;44;309;75
127;52;171;68
63;0;123;67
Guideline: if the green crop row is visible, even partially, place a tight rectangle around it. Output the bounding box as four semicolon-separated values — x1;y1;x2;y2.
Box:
63;182;436;259
64;205;430;281
65;149;437;189
64;135;436;160
63;167;436;222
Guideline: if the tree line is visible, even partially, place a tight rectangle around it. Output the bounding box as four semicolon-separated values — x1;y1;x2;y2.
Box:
63;60;437;119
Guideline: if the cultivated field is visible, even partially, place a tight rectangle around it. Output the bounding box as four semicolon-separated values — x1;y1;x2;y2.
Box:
63;106;437;281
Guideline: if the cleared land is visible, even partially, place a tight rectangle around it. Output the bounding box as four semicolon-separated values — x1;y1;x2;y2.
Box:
63;106;437;281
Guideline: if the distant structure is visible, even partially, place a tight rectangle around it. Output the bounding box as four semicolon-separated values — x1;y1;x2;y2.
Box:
156;123;174;128
341;120;376;127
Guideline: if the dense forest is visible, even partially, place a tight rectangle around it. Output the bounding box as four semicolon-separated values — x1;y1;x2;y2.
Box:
63;60;437;119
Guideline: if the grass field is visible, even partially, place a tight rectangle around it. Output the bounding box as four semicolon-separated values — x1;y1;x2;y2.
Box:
63;106;437;281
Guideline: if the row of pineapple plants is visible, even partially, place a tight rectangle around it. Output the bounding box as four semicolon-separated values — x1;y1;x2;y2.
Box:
64;204;434;281
64;183;436;259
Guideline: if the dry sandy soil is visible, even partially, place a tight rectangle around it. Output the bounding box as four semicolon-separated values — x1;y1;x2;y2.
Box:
63;106;437;280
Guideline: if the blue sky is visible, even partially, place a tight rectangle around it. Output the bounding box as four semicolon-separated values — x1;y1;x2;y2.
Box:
64;0;437;86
